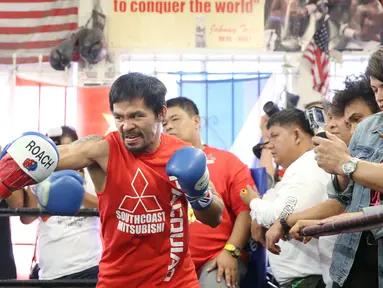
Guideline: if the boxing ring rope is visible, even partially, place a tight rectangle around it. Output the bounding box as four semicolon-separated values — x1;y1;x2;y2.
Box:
0;208;99;217
0;208;99;287
0;279;97;287
2;207;383;286
301;211;383;237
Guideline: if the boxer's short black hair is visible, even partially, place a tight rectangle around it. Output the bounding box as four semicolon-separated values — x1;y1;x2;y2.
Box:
166;97;199;117
267;108;314;136
332;74;379;115
109;72;167;117
366;47;383;82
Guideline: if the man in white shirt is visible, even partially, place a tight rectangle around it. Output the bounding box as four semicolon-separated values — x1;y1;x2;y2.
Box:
241;109;333;287
21;126;102;281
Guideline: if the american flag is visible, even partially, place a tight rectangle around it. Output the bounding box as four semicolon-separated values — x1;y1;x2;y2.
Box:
303;19;331;99
0;0;79;65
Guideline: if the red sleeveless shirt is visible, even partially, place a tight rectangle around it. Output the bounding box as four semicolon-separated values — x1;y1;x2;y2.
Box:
96;132;199;288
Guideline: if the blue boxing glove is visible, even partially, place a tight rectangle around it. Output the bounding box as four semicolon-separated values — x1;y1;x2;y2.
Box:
166;146;213;210
33;170;85;215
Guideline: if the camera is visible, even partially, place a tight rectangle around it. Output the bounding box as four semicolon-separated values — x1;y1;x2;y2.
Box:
255;91;301;158
252;142;269;159
263;101;281;117
304;107;327;138
263;91;300;117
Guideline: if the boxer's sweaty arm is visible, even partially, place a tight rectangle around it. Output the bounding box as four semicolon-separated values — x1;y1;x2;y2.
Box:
193;181;224;228
56;134;109;172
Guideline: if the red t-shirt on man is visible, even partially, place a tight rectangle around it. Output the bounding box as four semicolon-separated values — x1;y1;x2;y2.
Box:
189;145;254;272
97;132;199;288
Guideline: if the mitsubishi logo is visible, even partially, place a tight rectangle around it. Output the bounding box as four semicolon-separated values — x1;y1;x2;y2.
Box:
118;168;162;213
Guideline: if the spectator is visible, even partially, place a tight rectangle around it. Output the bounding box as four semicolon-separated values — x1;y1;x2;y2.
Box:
21;126;101;281
322;101;352;146
332;74;380;135
289;50;383;287
241;109;332;287
164;97;253;288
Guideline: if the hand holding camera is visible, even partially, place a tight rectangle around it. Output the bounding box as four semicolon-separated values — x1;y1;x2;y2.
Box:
304;107;327;139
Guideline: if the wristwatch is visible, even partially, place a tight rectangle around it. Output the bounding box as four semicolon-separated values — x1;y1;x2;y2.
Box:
342;157;360;179
224;244;241;259
279;215;291;235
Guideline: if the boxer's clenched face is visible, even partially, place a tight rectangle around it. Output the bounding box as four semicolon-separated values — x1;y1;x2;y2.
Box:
268;124;304;168
370;76;383;111
163;106;200;143
112;99;165;153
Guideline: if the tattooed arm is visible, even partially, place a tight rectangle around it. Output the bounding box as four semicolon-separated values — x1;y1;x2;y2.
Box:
56;134;109;171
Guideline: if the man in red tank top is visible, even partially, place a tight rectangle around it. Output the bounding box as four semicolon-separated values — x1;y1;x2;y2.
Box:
163;97;255;288
40;73;224;287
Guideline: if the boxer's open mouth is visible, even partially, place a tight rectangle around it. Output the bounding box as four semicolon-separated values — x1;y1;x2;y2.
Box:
125;135;142;144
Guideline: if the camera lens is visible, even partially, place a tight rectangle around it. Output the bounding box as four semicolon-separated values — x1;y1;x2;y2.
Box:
263;101;280;117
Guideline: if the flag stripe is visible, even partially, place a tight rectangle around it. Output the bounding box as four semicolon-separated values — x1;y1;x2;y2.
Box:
0;7;77;19
0;39;65;50
0;15;78;27
2;30;74;43
302;19;330;100
0;1;58;3
0;1;77;12
1;48;51;56
0;0;78;64
0;56;50;65
0;23;78;34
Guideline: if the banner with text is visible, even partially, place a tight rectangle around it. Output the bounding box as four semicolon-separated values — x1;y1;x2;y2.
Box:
264;0;383;52
108;0;264;49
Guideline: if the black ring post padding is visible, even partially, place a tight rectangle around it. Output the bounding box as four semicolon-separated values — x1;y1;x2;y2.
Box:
0;208;99;217
0;279;97;287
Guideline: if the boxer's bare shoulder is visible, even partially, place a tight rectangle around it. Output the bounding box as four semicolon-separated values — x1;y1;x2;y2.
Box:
56;134;109;172
73;134;105;143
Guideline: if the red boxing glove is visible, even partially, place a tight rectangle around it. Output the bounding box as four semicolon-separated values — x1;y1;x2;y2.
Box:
0;132;59;199
0;154;39;198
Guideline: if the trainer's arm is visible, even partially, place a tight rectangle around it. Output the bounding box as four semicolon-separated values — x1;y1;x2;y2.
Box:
5;189;24;208
193;181;224;228
225;161;253;249
20;187;38;224
82;193;98;209
227;211;251;248
57;134;109;171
